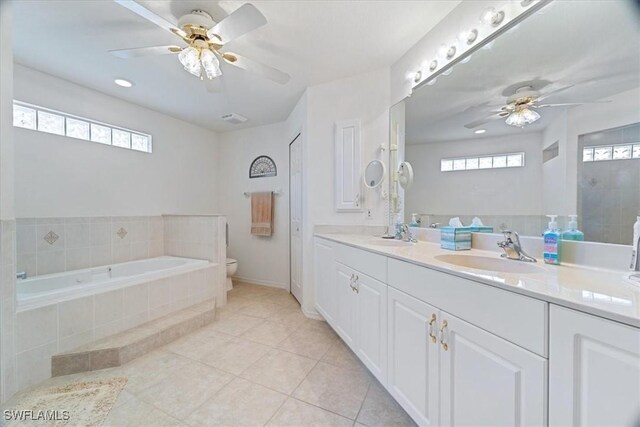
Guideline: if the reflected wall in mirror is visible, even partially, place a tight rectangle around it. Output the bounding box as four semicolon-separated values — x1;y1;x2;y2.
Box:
390;0;640;244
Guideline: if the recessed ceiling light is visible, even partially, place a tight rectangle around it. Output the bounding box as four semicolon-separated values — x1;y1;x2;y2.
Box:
114;78;133;88
474;129;487;134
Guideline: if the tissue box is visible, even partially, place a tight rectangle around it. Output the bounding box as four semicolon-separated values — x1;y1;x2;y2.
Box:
440;226;471;251
468;226;494;233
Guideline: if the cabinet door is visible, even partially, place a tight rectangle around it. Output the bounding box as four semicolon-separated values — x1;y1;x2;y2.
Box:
354;272;387;385
335;262;357;348
549;305;640;427
387;287;440;426
314;239;336;325
440;311;547;427
334;120;362;212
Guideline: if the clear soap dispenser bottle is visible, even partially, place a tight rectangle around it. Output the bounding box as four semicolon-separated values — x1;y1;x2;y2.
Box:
562;215;584;241
544;215;562;265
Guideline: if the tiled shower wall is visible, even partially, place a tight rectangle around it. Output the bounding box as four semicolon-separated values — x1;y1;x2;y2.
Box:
16;216;164;277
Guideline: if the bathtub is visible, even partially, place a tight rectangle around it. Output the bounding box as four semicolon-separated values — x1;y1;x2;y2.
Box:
17;256;211;309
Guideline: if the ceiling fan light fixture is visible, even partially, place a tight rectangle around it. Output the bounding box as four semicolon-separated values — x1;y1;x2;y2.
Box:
178;46;202;77
201;49;222;79
505;107;540;128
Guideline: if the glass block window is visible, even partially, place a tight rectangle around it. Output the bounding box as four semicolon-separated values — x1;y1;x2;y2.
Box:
66;118;90;140
37;111;65;135
13;104;36;129
112;129;131;148
583;143;639;162
12;100;152;153
441;152;525;172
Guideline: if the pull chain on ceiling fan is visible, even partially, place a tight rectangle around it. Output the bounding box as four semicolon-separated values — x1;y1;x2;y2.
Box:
110;1;290;91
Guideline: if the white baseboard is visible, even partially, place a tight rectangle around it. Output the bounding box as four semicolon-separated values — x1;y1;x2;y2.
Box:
232;275;288;290
302;305;324;321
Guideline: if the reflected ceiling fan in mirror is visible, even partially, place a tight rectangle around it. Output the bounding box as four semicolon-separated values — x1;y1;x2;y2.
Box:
110;1;290;91
464;83;609;129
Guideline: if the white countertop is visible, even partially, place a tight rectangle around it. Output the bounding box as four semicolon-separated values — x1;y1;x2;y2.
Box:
315;233;640;328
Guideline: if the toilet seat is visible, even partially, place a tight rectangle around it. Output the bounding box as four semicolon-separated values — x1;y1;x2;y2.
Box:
226;258;237;265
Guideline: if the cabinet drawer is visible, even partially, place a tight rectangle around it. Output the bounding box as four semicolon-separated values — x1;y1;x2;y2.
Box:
388;258;548;357
334;242;387;283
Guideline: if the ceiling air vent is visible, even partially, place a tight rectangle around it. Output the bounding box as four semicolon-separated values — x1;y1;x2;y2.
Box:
220;113;248;124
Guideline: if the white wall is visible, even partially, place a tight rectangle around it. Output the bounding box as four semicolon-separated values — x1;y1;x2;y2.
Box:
405;132;543;217
13;65;220;218
1;1;14;219
301;68;391;316
218;121;290;289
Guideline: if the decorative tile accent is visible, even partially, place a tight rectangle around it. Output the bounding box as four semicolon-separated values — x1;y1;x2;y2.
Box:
116;228;128;239
43;231;59;245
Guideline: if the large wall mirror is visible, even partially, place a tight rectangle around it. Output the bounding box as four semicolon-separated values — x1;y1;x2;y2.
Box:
389;0;640;245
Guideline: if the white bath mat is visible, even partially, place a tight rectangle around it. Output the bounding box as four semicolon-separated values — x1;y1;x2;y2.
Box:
3;377;127;426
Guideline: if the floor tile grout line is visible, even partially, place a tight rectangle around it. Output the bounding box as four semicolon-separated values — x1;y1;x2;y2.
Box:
353;381;373;425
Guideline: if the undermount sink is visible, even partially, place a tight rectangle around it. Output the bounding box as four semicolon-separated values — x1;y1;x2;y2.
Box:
368;239;415;247
435;254;544;274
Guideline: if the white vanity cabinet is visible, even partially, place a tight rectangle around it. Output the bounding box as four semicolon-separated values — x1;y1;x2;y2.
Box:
439;310;547;427
314;238;336;324
313;236;639;427
314;238;388;384
387;287;440;426
387;286;546;427
549;305;640;427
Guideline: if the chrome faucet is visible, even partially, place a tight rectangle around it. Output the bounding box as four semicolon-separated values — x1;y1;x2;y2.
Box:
632;237;640;272
400;224;417;243
497;231;536;262
16;271;27;280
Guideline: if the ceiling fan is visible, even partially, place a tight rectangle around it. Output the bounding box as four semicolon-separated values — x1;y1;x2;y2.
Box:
464;84;609;129
109;1;290;91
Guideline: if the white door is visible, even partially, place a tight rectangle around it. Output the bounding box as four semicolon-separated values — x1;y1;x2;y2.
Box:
354;272;387;385
289;134;303;303
313;239;336;326
439;311;547;427
335;262;357;348
387;287;440;427
549;305;640;427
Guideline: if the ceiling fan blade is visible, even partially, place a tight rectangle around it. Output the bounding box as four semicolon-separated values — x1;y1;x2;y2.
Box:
536;85;575;102
536;101;611;108
206;4;267;44
464;112;508;129
222;52;290;84
109;45;181;59
114;0;187;38
205;77;223;93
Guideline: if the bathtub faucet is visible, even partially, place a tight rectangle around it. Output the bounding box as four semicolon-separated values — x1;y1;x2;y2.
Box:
17;271;27;280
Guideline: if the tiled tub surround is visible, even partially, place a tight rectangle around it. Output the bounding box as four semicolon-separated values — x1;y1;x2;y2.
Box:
16;216;164;278
163;215;227;307
15;261;219;392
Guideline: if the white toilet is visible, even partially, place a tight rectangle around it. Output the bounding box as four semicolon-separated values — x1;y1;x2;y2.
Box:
226;258;238;291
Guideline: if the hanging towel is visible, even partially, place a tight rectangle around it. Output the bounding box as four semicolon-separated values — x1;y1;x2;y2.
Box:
251;192;274;236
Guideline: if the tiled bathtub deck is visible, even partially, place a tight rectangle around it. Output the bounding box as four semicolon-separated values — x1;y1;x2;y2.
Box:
9;282;415;426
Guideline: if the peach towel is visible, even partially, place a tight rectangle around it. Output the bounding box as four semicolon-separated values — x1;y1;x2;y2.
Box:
251;191;274;236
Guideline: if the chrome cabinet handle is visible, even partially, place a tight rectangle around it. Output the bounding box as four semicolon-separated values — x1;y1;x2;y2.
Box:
349;273;355;291
354;275;359;293
439;320;448;351
428;313;437;343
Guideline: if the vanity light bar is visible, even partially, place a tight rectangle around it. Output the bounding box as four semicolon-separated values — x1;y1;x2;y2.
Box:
408;0;544;88
582;144;640;162
440;152;525;172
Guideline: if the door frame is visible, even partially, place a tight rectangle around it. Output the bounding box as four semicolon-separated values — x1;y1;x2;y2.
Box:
288;132;302;297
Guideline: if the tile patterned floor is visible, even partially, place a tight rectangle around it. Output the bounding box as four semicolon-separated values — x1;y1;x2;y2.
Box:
11;282;415;426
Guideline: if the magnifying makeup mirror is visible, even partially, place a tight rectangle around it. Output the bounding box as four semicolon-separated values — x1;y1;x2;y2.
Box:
363;159;386;188
398;161;414;189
